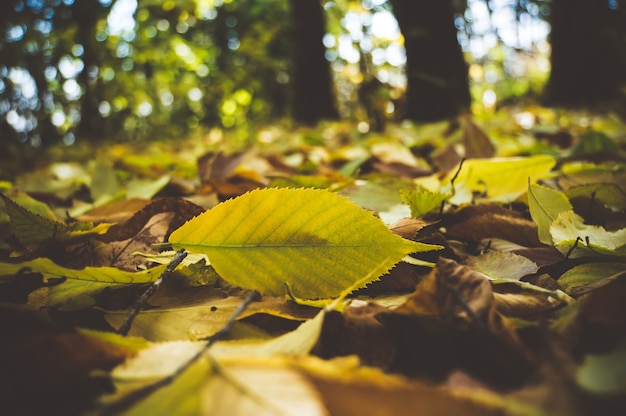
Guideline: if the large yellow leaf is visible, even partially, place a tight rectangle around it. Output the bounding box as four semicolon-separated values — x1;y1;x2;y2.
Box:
169;188;438;298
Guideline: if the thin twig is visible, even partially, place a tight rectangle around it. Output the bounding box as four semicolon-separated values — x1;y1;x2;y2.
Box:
101;290;261;415
118;249;188;336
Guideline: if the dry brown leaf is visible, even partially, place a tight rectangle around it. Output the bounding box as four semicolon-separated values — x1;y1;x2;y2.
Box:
77;198;151;224
378;257;534;386
197;151;246;182
433;143;463;173
493;292;559;319
200;175;266;200
100;197;204;243
95;212;176;271
445;206;541;248
560;275;626;358
395;257;496;326
303;357;505;416
462;115;496;159
388;217;438;240
1;330;136;415
313;301;396;369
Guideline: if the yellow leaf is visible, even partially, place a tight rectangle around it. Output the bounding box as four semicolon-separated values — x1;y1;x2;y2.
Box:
551;210;626;258
169;188;440;298
0;257;164;283
443;155;555;204
527;183;572;245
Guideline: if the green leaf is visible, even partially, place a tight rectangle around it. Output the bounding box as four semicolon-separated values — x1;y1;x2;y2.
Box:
400;186;449;218
91;157;122;206
551;210;626;258
465;250;539;281
169;188;439;298
126;175;171;200
1;193;112;251
443;155;555;204
559;263;626;295
527;183;573;245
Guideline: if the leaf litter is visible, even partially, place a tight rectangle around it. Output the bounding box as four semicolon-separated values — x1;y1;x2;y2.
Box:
0;111;625;415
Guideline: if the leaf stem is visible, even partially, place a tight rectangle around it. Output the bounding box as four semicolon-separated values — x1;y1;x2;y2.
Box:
101;290;261;415
117;249;187;336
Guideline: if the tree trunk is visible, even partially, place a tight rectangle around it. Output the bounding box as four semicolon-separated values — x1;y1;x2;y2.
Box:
545;0;625;105
74;0;109;141
290;0;338;125
389;0;470;122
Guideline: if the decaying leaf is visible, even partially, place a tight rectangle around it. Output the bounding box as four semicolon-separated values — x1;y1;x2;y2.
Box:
379;257;533;386
461;115;496;159
445;204;541;248
169;188;441;298
465;250;539;281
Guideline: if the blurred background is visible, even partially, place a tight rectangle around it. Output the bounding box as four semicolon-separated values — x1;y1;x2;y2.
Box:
0;0;624;151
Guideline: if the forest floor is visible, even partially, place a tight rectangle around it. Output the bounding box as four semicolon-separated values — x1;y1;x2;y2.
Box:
1;105;625;415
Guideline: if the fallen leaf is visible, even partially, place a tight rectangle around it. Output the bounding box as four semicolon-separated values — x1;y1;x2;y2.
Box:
1;330;137;415
400;185;449;218
462;115;496;159
528;183;573;245
388;217;438;240
105;294;315;341
1;193;112;252
466;250;539;281
443;155;556;203
169;188;440;298
559;262;626;296
445;205;541;248
551;210;626;257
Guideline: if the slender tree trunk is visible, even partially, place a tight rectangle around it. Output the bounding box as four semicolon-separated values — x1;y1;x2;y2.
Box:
545;0;625;105
290;0;338;125
389;0;470;122
74;0;108;140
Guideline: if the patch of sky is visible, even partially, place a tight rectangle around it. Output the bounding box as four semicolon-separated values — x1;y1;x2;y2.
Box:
58;55;84;79
107;0;137;36
6;25;27;43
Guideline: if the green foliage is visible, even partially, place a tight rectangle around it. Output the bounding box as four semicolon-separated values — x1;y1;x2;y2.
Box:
0;0;292;148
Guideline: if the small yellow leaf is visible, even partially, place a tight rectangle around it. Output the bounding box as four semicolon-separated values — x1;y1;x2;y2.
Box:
527;183;572;245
